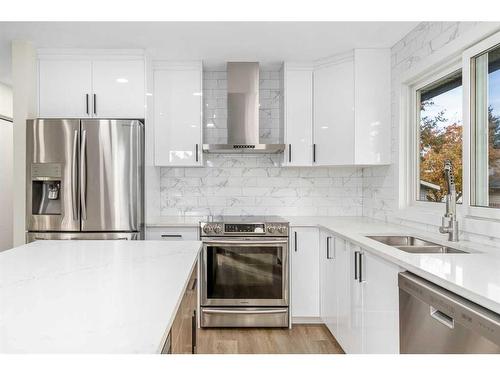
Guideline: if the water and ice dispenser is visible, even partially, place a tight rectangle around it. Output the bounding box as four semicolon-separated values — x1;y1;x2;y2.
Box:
31;163;62;215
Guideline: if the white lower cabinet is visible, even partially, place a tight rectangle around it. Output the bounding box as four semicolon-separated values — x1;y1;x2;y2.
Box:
145;226;199;241
362;251;400;353
319;234;401;354
291;227;320;319
320;230;337;334
334;237;351;351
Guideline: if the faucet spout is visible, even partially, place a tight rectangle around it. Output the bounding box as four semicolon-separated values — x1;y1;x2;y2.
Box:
439;160;459;242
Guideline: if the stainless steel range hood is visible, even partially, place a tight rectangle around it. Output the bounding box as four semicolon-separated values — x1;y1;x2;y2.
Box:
203;62;285;154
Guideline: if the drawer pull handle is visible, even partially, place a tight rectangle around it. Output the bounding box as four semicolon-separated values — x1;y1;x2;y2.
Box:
161;234;183;238
190;278;197;291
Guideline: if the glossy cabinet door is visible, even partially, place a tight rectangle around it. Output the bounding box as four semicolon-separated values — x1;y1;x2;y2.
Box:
38;59;92;118
313;58;355;165
354;49;391;164
291;227;320;319
362;251;400;353
320;231;337;335
283;64;313;166
335;238;351;352
154;63;203;167
348;244;364;354
92;59;145;118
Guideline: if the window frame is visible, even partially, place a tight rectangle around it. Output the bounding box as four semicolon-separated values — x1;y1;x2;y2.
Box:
463;30;500;221
408;60;463;211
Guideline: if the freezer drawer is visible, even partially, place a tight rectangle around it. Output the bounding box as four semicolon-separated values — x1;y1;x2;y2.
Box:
26;232;140;242
399;272;500;354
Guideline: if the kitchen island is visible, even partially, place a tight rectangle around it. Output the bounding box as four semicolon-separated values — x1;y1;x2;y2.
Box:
0;240;201;353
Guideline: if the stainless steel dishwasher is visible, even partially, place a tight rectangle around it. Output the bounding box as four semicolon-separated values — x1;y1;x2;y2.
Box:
399;272;500;353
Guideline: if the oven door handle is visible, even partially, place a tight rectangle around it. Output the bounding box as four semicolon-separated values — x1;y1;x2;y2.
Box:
202;308;288;315
203;241;288;247
203;240;288;246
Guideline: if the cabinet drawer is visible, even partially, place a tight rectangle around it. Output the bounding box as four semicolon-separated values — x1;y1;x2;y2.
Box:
146;226;199;241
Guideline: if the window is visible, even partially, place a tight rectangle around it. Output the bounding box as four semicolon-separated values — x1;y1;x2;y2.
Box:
472;43;500;209
415;70;463;203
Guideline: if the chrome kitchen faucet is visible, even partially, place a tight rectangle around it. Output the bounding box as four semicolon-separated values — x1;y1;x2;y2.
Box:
439;160;459;242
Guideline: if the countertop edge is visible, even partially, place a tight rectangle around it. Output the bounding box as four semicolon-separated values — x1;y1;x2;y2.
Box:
155;243;201;354
289;217;500;315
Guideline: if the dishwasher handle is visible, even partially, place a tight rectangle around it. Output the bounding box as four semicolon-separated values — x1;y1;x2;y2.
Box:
430;306;454;329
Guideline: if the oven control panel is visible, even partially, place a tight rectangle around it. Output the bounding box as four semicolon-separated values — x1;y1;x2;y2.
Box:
200;222;288;237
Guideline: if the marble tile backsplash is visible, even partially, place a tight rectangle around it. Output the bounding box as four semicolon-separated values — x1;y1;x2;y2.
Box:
160;154;363;217
161;65;362;217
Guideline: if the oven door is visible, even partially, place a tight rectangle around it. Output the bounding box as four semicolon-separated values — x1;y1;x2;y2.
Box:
201;238;289;307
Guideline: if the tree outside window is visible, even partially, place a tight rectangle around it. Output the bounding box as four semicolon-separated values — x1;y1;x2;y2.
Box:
417;71;463;203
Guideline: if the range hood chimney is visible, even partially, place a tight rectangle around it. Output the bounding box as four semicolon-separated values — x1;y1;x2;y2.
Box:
202;62;285;154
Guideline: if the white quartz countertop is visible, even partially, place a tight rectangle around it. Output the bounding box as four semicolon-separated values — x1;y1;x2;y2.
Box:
287;216;500;315
0;240;201;353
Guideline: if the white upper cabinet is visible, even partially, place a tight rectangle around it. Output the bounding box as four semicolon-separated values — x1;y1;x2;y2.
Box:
282;63;313;166
282;49;390;166
38;59;92;118
313;57;355;165
38;54;145;119
354;49;391;165
92;59;145;118
291;226;320;319
153;62;203;167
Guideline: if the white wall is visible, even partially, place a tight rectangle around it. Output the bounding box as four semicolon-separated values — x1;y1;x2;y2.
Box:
0;83;13;251
362;21;500;246
0;83;13;118
12;41;37;246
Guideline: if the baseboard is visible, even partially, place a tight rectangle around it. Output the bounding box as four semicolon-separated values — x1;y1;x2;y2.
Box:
292;316;323;324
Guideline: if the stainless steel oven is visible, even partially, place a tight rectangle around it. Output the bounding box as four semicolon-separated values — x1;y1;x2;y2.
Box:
199;217;289;328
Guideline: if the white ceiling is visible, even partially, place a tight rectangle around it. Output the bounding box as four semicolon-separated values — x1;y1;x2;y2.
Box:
0;22;418;85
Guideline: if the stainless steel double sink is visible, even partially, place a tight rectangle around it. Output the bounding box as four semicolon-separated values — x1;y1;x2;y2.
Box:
366;235;469;254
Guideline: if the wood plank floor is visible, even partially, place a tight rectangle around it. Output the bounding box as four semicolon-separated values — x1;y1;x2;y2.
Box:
196;324;345;354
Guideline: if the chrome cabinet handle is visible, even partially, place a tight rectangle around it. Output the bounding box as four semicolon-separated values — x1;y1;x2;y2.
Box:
326;236;334;259
161;234;183;238
294;231;298;252
430;306;455;329
354;251;359;280
288;144;292;163
86;94;89;115
195;144;199;162
80;129;87;220
190;278;197;291
71;130;79;221
191;309;197;354
93;94;96;115
313;144;316;163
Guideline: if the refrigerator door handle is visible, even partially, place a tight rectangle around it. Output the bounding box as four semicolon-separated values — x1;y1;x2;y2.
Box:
71;130;79;221
80;129;87;220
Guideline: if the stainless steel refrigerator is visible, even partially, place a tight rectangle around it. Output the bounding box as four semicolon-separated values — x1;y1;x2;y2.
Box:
26;119;144;242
